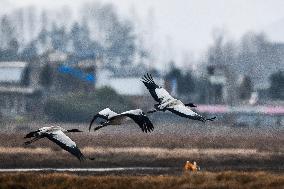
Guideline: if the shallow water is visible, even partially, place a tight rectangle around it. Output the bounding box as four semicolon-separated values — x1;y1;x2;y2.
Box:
0;167;172;173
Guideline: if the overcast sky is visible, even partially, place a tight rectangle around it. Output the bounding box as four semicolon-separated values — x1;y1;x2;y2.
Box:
1;0;284;66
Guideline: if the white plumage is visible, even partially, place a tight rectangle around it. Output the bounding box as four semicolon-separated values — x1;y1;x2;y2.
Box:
51;130;76;148
24;126;85;161
141;73;216;122
89;108;154;133
97;108;119;119
155;87;175;104
169;102;199;117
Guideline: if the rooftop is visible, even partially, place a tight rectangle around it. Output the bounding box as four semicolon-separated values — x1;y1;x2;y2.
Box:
0;87;36;94
0;62;27;68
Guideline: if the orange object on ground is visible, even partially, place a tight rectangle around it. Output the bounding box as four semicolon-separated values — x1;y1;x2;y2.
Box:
184;161;200;171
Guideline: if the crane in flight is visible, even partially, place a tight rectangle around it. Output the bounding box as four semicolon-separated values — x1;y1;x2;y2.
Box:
89;108;154;133
141;73;216;122
24;126;85;161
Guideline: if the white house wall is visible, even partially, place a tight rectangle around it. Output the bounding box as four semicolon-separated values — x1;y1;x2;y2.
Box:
97;76;164;96
0;67;25;83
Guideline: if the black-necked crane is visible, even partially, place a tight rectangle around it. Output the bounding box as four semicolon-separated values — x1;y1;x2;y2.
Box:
24;126;85;161
89;108;154;133
141;73;216;122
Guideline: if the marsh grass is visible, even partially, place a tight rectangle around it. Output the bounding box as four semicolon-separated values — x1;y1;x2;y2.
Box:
0;171;283;189
0;146;282;170
0;123;283;170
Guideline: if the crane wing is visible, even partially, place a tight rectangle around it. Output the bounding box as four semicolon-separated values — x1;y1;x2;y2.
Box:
98;108;118;119
45;130;85;161
119;109;154;133
24;130;40;138
155;88;175;104
167;103;205;121
141;73;175;104
89;114;106;131
89;108;118;131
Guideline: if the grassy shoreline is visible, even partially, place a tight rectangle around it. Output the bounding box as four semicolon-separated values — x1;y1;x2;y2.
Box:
0;171;283;189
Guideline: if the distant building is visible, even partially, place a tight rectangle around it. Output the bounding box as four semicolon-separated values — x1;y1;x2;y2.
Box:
0;61;42;118
96;65;163;96
38;50;96;95
95;65;163;109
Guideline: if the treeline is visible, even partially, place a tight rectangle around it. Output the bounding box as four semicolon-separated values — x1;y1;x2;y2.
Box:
165;65;283;102
0;3;282;101
156;31;283;102
0;3;145;66
206;32;283;89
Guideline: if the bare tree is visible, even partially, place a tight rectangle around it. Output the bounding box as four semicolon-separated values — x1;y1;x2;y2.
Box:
239;76;253;100
0;15;15;49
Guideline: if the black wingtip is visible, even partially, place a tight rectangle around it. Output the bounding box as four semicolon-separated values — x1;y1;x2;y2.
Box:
149;73;154;82
146;73;154;82
142;73;155;84
89;114;98;132
24;131;37;139
78;154;86;162
142;75;151;83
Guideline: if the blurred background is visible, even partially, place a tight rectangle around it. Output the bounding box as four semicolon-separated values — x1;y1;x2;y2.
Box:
0;0;283;127
0;0;283;174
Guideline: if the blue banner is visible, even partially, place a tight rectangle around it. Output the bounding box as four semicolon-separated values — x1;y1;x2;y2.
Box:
58;65;95;84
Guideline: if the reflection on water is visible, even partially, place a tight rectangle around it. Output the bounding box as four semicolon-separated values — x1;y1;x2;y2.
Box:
0;167;172;172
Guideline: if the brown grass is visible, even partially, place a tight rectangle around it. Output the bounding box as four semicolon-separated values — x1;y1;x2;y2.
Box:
0;146;282;170
0;171;283;189
0;129;283;152
0;122;283;170
81;147;274;158
0;147;52;154
1;147;272;157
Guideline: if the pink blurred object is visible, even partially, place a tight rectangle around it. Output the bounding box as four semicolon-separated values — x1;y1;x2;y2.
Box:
196;105;229;113
264;106;284;115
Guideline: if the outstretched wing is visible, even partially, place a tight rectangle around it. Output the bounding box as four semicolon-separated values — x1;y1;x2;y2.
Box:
167;104;207;122
89;114;106;131
89;108;118;131
98;108;118;119
141;73;175;104
120;109;154;133
45;130;85;161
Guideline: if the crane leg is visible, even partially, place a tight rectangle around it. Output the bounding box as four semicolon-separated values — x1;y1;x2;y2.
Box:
194;116;206;123
206;116;216;121
147;109;157;114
